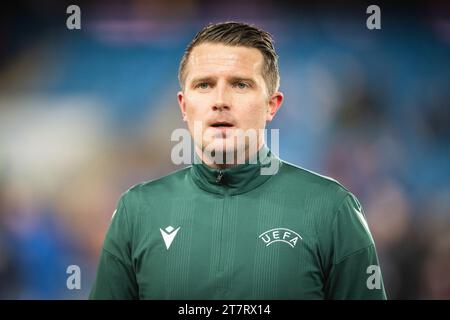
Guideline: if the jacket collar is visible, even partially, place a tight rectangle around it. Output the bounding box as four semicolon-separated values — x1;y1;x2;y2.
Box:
190;145;281;195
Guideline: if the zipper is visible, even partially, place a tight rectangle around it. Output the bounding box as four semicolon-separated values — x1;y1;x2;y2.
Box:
216;179;228;286
216;170;224;183
215;170;229;293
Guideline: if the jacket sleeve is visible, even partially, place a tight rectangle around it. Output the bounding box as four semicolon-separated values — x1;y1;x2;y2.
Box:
89;195;139;299
324;193;387;300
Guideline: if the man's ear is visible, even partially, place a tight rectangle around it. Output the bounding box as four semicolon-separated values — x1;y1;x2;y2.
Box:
177;91;187;121
266;91;284;122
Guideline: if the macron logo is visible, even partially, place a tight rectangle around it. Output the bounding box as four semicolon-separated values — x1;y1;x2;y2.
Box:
160;226;180;250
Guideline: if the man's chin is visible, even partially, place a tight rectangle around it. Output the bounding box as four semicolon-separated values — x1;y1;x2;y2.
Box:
201;139;251;164
203;139;237;154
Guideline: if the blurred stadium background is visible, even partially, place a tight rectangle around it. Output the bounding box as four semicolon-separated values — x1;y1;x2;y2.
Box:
0;0;449;299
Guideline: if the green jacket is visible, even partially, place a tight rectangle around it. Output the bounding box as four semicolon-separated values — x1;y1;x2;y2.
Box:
90;145;386;299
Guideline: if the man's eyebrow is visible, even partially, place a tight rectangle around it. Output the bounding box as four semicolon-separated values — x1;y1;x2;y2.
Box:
228;76;257;85
190;76;216;85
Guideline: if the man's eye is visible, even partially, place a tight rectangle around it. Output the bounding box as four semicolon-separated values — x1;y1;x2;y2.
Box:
234;82;249;89
196;83;210;89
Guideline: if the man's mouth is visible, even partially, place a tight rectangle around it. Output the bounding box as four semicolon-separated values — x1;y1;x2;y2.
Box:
210;121;234;128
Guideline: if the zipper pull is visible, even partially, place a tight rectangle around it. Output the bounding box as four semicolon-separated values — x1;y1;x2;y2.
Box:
216;170;224;183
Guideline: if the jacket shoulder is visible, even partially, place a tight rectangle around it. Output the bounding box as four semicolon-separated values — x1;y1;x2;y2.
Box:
281;160;349;189
123;166;192;199
278;160;353;203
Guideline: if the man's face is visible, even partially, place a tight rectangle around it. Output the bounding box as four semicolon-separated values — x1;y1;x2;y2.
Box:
178;43;283;160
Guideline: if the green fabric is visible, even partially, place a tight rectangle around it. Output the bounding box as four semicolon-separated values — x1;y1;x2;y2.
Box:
90;146;386;299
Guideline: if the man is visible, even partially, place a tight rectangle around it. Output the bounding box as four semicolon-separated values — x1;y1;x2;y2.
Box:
90;22;386;299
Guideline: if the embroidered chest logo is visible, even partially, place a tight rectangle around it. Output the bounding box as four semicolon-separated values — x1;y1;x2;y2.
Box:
259;228;302;248
160;225;180;250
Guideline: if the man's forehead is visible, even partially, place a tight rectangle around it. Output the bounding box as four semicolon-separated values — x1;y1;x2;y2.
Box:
187;43;264;77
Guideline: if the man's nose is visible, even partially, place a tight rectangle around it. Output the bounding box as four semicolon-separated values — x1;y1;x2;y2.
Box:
212;84;231;111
